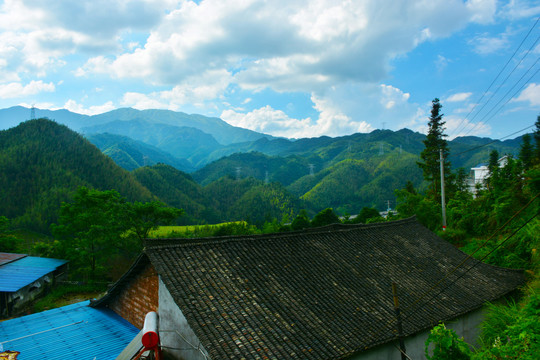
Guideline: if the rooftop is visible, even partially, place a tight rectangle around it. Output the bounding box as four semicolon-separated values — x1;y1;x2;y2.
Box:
0;300;139;359
96;217;525;359
0;254;68;292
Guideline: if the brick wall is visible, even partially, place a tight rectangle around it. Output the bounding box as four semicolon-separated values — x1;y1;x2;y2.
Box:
109;263;159;329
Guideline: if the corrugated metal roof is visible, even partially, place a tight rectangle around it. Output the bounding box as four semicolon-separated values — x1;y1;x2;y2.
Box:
0;256;68;292
0;253;27;266
0;300;139;360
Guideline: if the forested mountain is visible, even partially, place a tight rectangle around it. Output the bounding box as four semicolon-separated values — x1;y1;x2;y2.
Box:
0;119;301;231
0;110;526;233
83;120;220;168
86;133;195;172
132;164;220;224
0;119;154;232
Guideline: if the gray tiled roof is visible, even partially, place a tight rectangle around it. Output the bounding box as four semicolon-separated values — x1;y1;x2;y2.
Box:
144;218;524;359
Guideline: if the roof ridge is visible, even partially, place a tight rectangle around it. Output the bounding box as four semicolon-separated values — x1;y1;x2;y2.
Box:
143;216;419;249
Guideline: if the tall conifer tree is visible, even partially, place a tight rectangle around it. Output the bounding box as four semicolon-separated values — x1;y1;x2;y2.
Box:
417;98;451;199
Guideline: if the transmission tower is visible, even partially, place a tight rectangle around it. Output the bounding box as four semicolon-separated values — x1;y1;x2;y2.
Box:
236;167;242;180
379;142;384;155
308;164;315;176
30;105;36;120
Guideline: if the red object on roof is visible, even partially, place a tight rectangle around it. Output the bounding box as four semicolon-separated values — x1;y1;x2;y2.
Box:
0;253;27;266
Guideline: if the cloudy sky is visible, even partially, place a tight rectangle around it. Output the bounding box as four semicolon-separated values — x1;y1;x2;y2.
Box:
0;0;539;139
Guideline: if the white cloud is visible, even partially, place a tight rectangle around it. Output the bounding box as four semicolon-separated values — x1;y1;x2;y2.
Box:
380;85;410;109
79;0;494;93
469;32;509;54
221;106;313;138
466;0;497;24
500;0;540;20
445;115;492;138
0;80;55;99
446;92;473;102
513;83;540;106
121;92;169;110
436;55;450;72
63;99;116;115
221;94;374;138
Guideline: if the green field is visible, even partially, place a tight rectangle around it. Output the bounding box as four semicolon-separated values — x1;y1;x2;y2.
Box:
149;222;245;238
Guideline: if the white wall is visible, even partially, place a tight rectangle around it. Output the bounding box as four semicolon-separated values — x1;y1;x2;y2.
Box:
158;277;211;360
350;307;485;360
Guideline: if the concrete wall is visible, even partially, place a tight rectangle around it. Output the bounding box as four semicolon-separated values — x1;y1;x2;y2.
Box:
109;263;159;329
158;277;210;360
350;307;485;360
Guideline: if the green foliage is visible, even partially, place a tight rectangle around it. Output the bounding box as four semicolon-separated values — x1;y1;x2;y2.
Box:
212;222;259;236
425;323;472;360
32;283;107;313
347;207;382;224
417;98;452;198
473;286;540;360
519;134;534;171
0;119;154;233
311;208;340;227
291;210;311;231
45;186;182;281
0;216;21;252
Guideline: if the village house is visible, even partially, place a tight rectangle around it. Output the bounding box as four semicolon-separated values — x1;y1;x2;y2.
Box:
468;155;510;194
91;217;524;360
0;253;68;318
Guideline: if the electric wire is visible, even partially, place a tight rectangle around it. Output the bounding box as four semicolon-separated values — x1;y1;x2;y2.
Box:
449;17;540;138
460;34;540;136
400;209;538;328
400;193;539;317
448;123;536;158
360;192;539;352
463;55;540;137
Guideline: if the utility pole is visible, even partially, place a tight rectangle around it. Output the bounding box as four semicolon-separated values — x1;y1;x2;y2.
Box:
439;149;447;231
392;283;407;360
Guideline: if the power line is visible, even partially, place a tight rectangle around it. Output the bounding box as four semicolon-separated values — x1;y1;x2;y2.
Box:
400;193;538;317
401;208;538;328
449;17;540;138
463;55;540;137
361;193;539;348
449;123;536;158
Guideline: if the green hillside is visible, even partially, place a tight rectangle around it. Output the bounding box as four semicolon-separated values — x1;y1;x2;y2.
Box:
86;133;194;172
132;164;220;224
0;119;154;232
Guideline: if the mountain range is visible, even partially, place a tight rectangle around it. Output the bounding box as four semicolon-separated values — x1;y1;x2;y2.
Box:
0;106;526;232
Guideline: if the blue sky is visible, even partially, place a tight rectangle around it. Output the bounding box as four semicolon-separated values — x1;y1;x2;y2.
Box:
0;0;539;139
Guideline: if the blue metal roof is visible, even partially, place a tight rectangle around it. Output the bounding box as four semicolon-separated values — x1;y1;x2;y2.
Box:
0;300;139;359
0;256;68;292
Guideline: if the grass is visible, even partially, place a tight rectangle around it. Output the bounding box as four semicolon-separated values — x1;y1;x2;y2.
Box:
32;283;108;313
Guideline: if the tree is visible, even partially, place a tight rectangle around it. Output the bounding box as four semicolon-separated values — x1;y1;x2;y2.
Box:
487;149;500;189
50;187;182;280
291;210;311;230
417;98;451;199
519;133;534;170
0;216;20;252
127;201;183;242
350;207;381;224
311;208;340;227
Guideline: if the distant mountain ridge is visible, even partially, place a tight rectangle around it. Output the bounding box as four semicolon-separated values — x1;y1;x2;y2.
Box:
0;106;273;145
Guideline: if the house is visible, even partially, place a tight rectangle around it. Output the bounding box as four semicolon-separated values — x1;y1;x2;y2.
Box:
91;217;524;360
0;300;139;359
0;253;68;318
468;155;510;193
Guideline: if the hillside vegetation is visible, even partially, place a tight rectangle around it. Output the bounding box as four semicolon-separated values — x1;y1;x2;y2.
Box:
0;119;154;232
